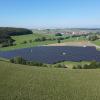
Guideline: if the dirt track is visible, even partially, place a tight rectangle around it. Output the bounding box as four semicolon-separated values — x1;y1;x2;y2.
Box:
47;41;92;46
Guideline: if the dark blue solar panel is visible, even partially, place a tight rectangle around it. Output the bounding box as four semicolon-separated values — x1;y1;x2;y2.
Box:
0;46;100;64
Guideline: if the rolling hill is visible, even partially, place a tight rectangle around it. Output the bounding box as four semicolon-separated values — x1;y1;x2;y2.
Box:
0;27;32;36
0;61;100;100
0;27;33;47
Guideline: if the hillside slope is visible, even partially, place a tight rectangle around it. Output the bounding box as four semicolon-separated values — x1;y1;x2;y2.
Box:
0;27;32;36
0;27;33;47
0;61;100;100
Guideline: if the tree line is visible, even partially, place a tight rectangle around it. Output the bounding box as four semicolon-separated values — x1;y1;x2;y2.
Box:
10;56;67;68
73;61;100;69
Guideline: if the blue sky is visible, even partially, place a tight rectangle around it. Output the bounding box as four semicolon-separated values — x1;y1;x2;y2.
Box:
0;0;100;28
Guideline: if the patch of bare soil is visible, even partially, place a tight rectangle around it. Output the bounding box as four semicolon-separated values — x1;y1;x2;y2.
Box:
47;41;94;47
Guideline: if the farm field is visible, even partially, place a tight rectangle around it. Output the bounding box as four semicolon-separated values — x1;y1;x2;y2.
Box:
1;61;100;100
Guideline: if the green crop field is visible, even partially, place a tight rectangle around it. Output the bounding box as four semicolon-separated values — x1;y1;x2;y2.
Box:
0;61;100;100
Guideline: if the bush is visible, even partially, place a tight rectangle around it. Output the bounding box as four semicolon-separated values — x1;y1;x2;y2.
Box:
10;58;14;63
29;61;43;66
29;40;32;43
42;64;48;67
72;66;77;69
72;35;80;38
72;65;82;69
26;61;31;65
55;33;62;36
21;41;27;44
57;39;61;43
96;62;100;68
1;42;9;47
73;61;100;69
65;36;70;39
83;64;89;69
34;38;41;42
57;37;64;40
55;64;67;68
51;38;56;40
1;42;13;47
77;65;82;69
34;37;47;42
88;35;98;41
10;57;26;65
41;37;46;41
10;57;46;67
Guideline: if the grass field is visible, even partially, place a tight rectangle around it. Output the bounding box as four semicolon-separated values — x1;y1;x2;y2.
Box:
0;40;58;51
0;33;87;51
0;61;100;100
12;33;86;45
92;40;100;46
11;33;56;44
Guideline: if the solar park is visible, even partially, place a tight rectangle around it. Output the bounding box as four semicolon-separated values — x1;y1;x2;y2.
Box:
0;46;100;64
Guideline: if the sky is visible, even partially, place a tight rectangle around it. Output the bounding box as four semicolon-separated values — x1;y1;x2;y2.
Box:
0;0;100;28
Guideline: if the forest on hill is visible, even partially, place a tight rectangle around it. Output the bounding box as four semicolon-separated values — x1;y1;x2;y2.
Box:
0;27;32;36
0;27;32;47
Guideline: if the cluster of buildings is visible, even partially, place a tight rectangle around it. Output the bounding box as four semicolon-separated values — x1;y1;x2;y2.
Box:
59;31;89;35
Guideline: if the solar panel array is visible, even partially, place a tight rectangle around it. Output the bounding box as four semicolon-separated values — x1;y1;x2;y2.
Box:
0;46;100;64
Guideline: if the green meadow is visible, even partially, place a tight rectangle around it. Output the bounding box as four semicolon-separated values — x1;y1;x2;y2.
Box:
92;39;100;46
0;61;100;100
11;33;86;45
0;31;100;100
0;33;87;51
1;0;100;99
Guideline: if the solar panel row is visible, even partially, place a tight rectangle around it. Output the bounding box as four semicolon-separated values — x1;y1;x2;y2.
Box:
0;46;100;64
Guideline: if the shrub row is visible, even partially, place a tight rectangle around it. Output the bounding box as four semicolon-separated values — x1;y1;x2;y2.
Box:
54;64;67;68
73;61;100;69
10;57;46;67
10;57;68;68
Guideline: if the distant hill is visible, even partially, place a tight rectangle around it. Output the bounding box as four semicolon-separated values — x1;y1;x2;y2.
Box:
0;27;33;47
0;31;13;46
32;28;100;34
0;27;32;36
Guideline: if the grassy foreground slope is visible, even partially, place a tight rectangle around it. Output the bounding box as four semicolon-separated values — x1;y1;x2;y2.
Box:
0;61;100;100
